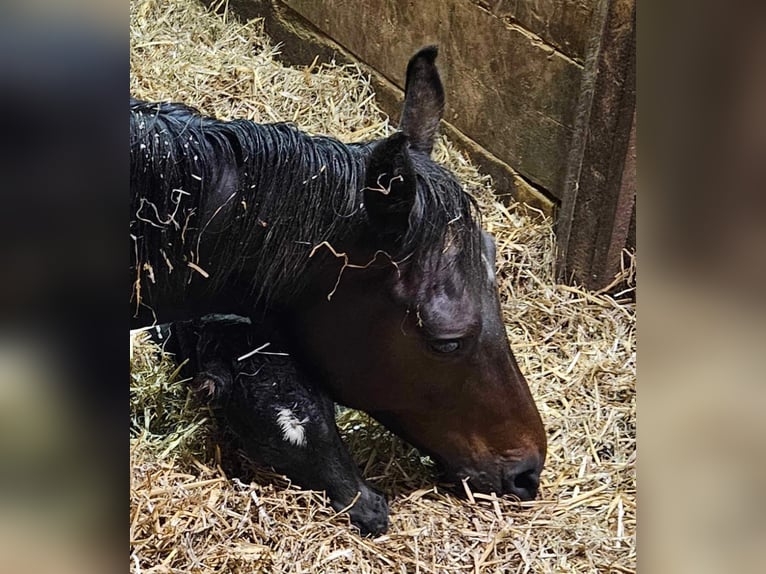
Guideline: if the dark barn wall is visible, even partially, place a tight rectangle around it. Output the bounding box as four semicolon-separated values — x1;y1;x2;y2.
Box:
224;0;635;290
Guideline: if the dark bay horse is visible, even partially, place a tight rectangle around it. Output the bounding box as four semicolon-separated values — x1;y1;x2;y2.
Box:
130;46;546;500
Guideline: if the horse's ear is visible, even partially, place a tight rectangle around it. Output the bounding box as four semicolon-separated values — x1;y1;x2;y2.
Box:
363;132;416;241
399;45;445;155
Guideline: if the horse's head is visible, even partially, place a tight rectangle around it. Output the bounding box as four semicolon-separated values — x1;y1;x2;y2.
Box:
294;47;546;500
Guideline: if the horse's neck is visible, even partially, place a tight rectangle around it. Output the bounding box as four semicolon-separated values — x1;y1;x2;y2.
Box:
239;124;368;225
130;110;373;322
206;123;371;305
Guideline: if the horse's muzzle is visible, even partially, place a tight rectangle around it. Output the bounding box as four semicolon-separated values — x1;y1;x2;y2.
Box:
447;454;542;501
332;485;389;537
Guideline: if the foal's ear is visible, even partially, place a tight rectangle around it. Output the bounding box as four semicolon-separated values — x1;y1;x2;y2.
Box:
399;45;445;155
363;132;416;241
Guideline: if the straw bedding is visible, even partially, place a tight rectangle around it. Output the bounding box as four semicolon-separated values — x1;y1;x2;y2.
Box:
129;0;636;571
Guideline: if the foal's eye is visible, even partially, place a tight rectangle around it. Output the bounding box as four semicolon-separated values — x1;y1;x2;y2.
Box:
427;339;462;354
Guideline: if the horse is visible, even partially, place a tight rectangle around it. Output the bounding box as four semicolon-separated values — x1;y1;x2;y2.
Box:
130;45;546;503
167;314;388;536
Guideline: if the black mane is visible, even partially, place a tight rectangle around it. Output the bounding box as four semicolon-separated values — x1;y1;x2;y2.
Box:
130;99;481;317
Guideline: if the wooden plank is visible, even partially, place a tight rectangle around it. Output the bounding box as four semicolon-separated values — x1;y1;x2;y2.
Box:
555;0;636;289
471;0;599;63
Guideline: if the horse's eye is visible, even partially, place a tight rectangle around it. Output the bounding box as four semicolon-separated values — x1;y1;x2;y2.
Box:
427;339;462;354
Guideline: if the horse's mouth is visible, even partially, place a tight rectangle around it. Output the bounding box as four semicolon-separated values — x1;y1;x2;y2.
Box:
437;462;540;501
437;466;501;496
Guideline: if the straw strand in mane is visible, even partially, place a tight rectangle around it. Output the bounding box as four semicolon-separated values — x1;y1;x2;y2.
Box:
130;98;482;314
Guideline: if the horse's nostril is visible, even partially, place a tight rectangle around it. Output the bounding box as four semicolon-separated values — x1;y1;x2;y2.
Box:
513;468;540;496
503;461;541;500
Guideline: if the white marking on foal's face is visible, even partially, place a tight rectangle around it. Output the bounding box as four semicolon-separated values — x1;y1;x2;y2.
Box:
481;253;496;282
275;408;308;447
